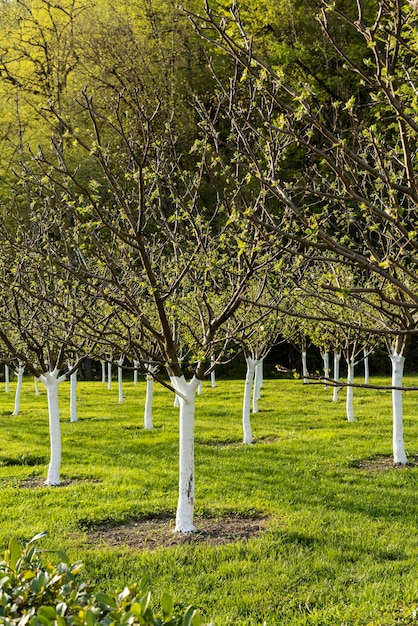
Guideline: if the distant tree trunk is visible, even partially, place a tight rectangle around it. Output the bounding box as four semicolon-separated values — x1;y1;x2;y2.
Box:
333;351;341;402
170;375;200;533
302;351;309;384
253;358;264;413
197;380;203;395
69;366;78;423
107;361;112;390
12;364;24;416
133;360;139;385
144;366;158;430
118;355;124;403
34;365;40;396
243;357;257;444
346;357;356;422
40;369;67;486
101;361;106;385
322;351;330;389
363;349;370;385
210;356;217;388
390;351;408;465
4;364;9;393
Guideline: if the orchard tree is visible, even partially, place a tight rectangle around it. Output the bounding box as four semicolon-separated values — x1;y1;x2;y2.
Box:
190;0;418;465
22;75;282;532
0;212;106;485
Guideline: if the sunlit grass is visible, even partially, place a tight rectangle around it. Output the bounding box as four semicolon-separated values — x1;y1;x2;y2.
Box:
0;373;418;625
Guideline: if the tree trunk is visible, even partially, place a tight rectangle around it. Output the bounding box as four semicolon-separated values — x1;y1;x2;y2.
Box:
5;364;9;393
40;369;67;486
243;357;257;444
346;357;356;421
333;351;341;402
101;361;106;385
12;364;24;416
390;352;408;465
302;351;309;384
363;349;370;385
210;356;216;388
107;361;112;390
118;355;124;403
144;366;158;430
69;368;78;423
322;351;330;389
170;375;200;533
34;366;40;396
133;360;139;385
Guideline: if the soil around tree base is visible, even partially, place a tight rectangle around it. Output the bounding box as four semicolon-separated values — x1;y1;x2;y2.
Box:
87;515;269;550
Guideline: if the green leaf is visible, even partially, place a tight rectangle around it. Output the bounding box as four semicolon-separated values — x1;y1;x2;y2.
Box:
182;606;200;626
161;592;173;620
8;538;22;570
38;606;57;620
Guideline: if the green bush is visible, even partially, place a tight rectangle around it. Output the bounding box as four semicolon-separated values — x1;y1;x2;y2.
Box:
0;533;200;626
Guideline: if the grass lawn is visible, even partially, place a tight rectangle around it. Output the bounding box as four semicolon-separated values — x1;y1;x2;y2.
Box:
0;373;418;625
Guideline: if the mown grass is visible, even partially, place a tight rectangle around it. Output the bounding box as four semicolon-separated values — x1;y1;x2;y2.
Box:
0;373;418;625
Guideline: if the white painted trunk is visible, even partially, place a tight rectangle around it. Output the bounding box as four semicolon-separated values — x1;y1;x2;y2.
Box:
252;360;263;414
243;358;257;444
118;356;124;403
101;361;106;385
70;369;78;423
5;364;9;393
174;393;179;407
363;349;370;385
323;352;330;389
333;352;341;402
107;362;112;390
197;380;203;395
170;375;200;533
40;370;67;486
346;359;356;421
12;364;24;416
34;376;40;396
302;351;308;384
144;375;154;430
210;356;216;388
133;360;139;385
390;353;408;465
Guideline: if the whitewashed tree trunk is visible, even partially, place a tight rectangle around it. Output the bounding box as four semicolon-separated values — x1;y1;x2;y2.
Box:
197;380;203;395
133;360;139;385
390;352;408;465
252;358;264;414
243;357;257;444
69;368;78;423
210;356;217;388
302;351;309;384
107;361;112;390
170;375;200;533
118;355;124;403
5;364;9;393
322;352;330;389
333;351;341;402
363;349;370;385
144;366;158;430
346;357;356;421
12;364;24;416
101;361;106;385
34;372;40;396
40;369;67;486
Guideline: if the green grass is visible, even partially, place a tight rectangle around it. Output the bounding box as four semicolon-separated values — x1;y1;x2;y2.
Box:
0;374;418;625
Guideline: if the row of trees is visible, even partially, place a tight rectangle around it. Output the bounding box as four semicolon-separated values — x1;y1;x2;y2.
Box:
0;0;416;532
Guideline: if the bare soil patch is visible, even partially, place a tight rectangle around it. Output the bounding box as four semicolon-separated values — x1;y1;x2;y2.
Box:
19;477;102;488
352;455;418;472
88;515;269;550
